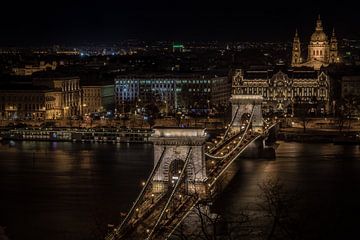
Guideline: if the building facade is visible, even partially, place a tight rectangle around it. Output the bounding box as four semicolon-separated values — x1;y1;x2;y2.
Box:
12;61;58;76
81;84;114;115
232;67;331;114
33;76;82;118
0;87;48;120
114;74;231;112
291;16;340;70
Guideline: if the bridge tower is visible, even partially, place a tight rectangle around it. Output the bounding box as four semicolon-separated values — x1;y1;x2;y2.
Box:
150;128;208;195
230;95;264;132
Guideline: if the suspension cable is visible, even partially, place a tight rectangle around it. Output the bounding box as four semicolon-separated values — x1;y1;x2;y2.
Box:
208;106;240;152
205;106;255;159
106;147;167;240
209;134;262;188
147;147;193;240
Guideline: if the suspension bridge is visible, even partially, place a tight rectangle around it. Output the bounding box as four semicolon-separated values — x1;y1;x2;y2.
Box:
105;94;279;240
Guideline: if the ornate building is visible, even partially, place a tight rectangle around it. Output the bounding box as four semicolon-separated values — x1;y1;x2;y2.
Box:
232;67;331;114
292;16;340;70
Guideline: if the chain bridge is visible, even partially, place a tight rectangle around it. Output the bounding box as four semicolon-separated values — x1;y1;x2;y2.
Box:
105;94;279;240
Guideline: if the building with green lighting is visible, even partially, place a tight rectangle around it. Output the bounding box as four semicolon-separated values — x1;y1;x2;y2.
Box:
172;43;185;53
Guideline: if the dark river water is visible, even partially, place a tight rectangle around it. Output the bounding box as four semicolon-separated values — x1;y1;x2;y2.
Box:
0;141;360;240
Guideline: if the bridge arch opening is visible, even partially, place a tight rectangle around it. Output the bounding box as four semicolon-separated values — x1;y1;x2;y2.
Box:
168;159;186;188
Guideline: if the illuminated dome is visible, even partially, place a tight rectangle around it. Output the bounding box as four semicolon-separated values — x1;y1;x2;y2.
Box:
310;15;328;42
311;30;328;42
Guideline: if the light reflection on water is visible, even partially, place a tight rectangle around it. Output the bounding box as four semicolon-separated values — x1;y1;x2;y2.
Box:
0;141;153;240
0;141;359;239
214;142;360;239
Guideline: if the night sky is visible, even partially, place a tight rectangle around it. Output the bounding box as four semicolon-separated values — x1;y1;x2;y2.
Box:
1;0;359;45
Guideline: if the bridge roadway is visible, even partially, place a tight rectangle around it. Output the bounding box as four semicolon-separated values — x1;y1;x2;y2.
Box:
106;122;277;240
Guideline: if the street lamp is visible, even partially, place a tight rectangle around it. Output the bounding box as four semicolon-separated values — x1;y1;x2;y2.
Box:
64;106;69;119
164;100;168;116
82;103;87;115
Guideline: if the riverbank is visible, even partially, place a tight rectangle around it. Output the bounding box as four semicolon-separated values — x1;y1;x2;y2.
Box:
278;127;360;144
0;127;153;143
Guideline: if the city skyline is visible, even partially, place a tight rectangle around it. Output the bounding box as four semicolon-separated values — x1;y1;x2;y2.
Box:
1;0;360;46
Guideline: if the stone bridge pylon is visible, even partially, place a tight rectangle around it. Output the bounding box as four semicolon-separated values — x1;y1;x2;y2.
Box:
230;95;264;132
150;128;208;195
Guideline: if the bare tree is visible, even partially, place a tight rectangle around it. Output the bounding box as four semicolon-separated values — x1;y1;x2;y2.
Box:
257;178;302;240
337;95;360;132
172;202;251;240
171;179;252;240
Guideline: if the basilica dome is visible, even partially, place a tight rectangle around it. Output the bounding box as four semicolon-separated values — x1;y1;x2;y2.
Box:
310;15;328;43
311;30;328;42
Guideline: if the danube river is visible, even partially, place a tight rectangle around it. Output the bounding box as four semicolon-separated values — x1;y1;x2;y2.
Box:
0;141;359;239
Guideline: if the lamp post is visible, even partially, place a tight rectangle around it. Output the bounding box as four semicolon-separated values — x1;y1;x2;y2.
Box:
82;103;87;116
63;106;70;127
164;100;168;117
64;106;69;118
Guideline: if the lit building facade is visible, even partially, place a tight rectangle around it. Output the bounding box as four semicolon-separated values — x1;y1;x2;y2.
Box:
0;77;82;120
0;87;48;120
292;16;340;70
232;67;331;113
12;61;57;76
81;84;114;114
33;76;82;118
114;75;230;112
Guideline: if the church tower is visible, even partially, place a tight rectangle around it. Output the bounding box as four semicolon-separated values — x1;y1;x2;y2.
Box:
291;29;302;66
308;15;329;63
329;28;339;63
290;15;341;70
